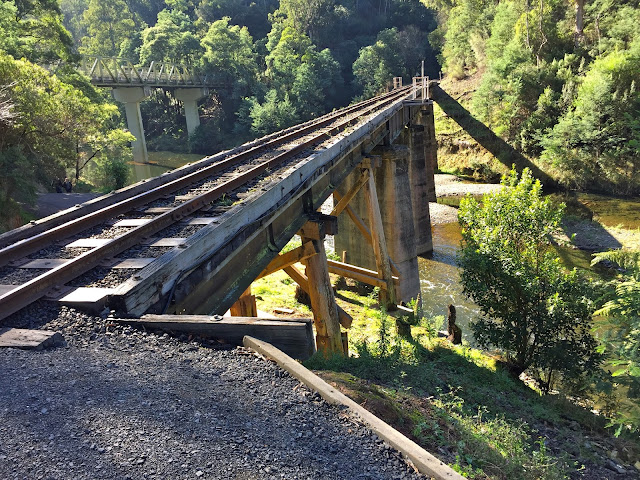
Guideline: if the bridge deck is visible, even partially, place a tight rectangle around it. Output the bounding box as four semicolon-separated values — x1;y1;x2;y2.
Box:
0;86;433;321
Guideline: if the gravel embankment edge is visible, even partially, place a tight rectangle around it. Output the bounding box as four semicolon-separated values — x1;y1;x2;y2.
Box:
244;336;465;480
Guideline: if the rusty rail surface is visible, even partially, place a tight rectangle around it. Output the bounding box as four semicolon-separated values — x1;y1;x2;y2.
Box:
0;86;414;321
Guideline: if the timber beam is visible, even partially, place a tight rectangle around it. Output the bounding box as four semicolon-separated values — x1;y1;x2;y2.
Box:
229;287;257;317
113;314;315;360
326;260;399;289
300;218;344;355
284;265;352;329
256;241;317;280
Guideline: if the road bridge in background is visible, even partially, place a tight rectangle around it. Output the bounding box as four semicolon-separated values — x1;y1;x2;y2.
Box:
79;56;226;163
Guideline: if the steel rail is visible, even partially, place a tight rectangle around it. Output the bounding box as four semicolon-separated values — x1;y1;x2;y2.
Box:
0;87;413;321
0;87;410;268
0;88;407;250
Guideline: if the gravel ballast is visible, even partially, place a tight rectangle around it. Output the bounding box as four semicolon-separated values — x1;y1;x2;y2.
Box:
0;305;426;480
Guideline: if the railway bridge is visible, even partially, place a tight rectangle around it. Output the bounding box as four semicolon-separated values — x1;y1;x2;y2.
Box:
0;79;439;359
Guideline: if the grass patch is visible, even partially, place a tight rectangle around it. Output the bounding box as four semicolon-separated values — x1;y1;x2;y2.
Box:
252;239;639;478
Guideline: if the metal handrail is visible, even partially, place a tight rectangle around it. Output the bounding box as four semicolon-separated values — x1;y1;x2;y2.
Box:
78;56;220;88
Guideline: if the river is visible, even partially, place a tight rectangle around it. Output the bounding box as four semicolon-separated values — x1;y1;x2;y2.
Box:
421;193;639;341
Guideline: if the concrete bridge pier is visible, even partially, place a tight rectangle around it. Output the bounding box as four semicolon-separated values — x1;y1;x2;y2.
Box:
334;146;421;304
402;124;433;255
112;87;149;163
420;104;438;202
373;145;421;302
175;88;208;136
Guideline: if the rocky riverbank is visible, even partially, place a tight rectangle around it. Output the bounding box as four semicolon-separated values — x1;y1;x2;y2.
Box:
432;173;640;252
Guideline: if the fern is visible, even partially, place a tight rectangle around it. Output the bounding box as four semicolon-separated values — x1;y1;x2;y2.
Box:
592;250;640;277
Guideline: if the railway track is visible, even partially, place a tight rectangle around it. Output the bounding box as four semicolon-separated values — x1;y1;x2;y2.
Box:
0;86;413;322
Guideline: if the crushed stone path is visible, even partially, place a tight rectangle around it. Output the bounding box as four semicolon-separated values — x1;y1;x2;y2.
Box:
0;304;426;480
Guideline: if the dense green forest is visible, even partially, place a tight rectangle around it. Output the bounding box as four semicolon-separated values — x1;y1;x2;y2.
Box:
2;0;639;230
430;0;640;195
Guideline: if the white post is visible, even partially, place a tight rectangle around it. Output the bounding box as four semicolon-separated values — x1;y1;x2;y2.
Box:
112;87;150;163
175;88;209;136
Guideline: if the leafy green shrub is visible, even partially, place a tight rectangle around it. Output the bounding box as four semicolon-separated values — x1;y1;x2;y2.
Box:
458;167;602;392
593;250;640;434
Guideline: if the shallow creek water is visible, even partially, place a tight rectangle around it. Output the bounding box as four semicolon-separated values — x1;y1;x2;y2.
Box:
423;193;639;341
128;151;204;183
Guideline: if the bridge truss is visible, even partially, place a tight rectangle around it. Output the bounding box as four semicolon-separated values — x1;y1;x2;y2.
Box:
79;56;224;88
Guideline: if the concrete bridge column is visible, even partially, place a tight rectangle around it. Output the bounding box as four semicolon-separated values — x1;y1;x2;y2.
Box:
112;87;149;164
334;148;421;304
372;145;421;302
420;103;438;202
334;171;374;271
401;124;433;255
175;88;208;136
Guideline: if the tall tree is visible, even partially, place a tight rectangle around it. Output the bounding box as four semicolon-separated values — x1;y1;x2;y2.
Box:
80;0;139;57
458;168;602;392
139;9;202;64
0;53;132;230
276;0;336;44
201;17;258;91
1;0;74;63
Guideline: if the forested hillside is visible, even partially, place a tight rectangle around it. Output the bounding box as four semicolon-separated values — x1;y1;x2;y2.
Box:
0;0;438;231
1;0;639;232
429;0;640;194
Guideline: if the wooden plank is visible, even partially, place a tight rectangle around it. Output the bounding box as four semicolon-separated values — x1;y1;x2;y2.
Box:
112;258;155;269
257;241;317;279
144;207;172;214
0;285;16;296
0;328;64;349
327;260;399;289
183;217;216;225
229;287;257;317
113;315;315;360
19;259;70;269
65;238;110;248
364;167;397;306
273;307;294;315
146;238;186;247
328;263;386;288
58;287;115;313
174;194;198;201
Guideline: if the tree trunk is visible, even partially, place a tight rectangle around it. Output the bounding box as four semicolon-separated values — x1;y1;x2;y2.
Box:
575;0;586;46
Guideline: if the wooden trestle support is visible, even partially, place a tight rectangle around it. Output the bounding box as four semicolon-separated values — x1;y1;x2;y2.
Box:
231;158;401;357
